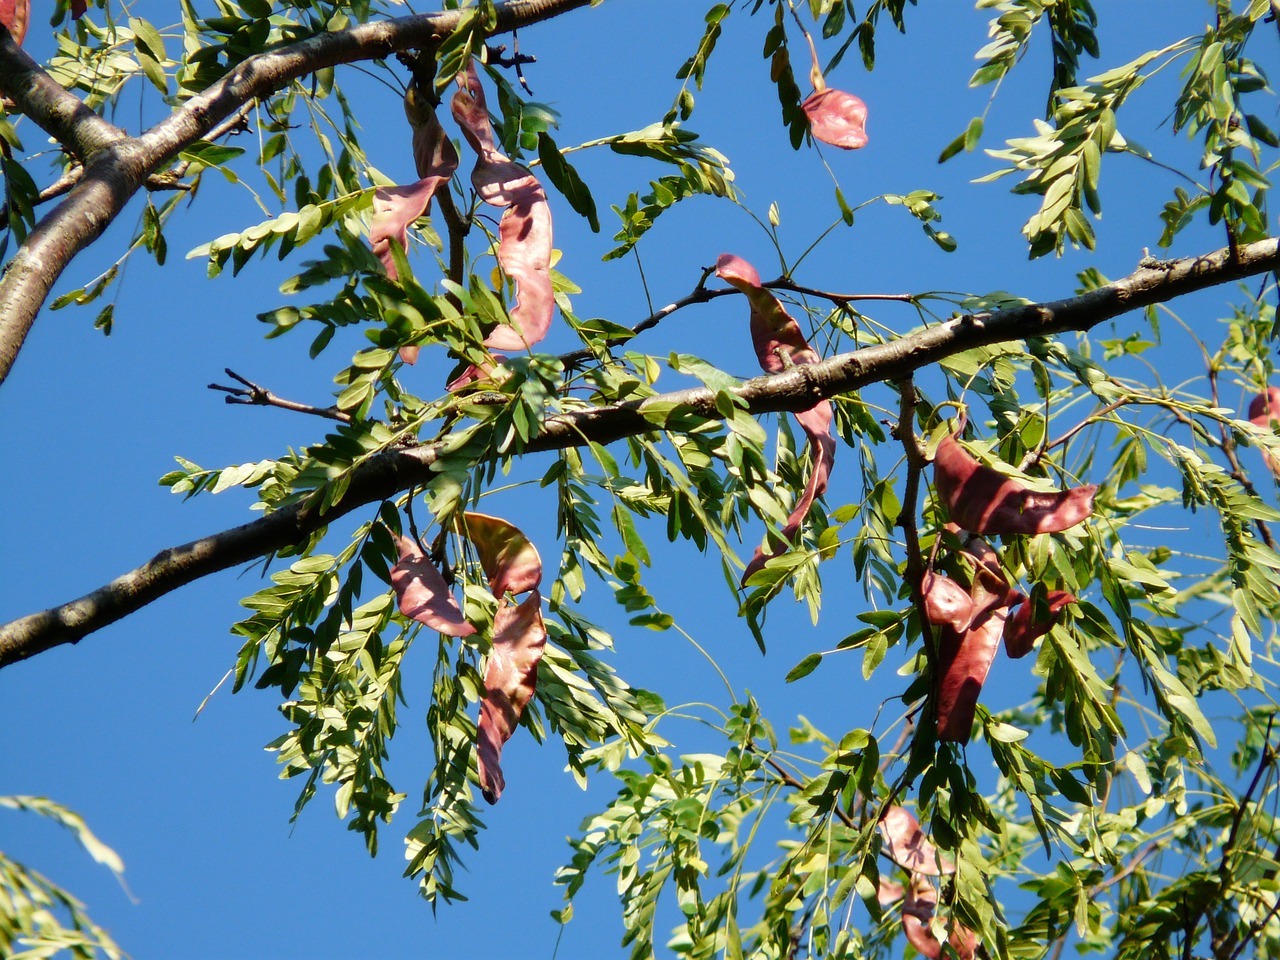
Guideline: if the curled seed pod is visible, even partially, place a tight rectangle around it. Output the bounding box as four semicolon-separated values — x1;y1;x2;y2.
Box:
390;535;474;637
933;427;1096;536
716;254;836;584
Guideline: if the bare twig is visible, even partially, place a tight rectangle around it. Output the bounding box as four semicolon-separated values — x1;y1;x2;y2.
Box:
766;276;920;305
1091;840;1161;896
1209;366;1276;549
1020;399;1128;471
209;368;352;423
1226;895;1280;960
558;266;728;366
486;37;536;94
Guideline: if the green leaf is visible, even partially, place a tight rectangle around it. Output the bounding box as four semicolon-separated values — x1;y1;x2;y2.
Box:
785;652;822;682
537;132;600;232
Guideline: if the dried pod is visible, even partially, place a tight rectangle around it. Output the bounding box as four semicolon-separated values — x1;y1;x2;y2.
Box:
370;83;460;292
0;0;28;44
458;511;543;599
802;88;869;149
1003;589;1075;659
390;535;475;637
933;428;1096;536
901;876;979;960
475;591;547;804
922;571;976;633
879;806;954;876
935;605;1006;743
798;33;868;150
454;511;546;803
1247;387;1280;477
452;63;554;352
716;254;836;583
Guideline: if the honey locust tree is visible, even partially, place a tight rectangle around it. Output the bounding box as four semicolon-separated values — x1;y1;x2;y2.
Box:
5;0;1280;958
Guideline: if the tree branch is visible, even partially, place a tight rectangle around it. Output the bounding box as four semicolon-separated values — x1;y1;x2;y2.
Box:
209;368;353;423
0;0;593;388
1;237;1278;668
0;32;126;158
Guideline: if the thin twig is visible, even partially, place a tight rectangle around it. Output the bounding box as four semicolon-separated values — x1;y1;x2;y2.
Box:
1092;840;1161;896
1220;714;1275;875
1227;894;1280;960
767;276;919;305
1209;365;1276;549
209;368;352;423
557;266;727;366
558;271;924;368
764;754;856;829
486;37;536;94
1020;399;1127;471
895;378;935;669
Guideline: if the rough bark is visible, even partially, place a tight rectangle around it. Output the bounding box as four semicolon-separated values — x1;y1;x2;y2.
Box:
1;236;1275;669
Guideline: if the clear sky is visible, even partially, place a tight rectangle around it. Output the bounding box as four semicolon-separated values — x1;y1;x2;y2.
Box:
0;1;1268;957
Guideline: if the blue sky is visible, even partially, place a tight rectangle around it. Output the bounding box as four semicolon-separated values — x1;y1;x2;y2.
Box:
0;1;1270;957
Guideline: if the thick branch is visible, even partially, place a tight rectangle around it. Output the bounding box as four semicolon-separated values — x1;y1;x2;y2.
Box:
132;0;591;165
1;237;1277;669
0;33;126;158
0;0;591;388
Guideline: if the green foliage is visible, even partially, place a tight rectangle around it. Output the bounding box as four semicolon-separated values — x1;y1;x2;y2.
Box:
9;1;1280;959
0;798;124;960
